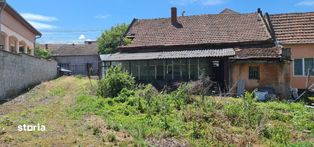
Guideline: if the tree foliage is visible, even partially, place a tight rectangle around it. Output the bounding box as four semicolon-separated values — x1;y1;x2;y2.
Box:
35;45;51;59
97;23;131;54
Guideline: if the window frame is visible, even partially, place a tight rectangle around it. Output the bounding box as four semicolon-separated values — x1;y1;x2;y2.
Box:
292;58;314;77
293;58;304;77
248;66;260;80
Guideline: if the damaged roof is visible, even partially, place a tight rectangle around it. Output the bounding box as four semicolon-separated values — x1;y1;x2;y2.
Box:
120;11;272;49
269;12;314;44
233;46;282;59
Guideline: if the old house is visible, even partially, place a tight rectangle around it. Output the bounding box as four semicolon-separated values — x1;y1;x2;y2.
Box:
0;2;41;55
101;8;291;97
45;41;100;76
268;12;314;90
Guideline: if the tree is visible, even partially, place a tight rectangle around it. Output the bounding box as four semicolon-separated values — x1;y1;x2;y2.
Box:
35;45;51;59
97;23;131;54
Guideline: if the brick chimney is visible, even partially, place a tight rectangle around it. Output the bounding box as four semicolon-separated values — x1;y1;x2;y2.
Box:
171;7;177;25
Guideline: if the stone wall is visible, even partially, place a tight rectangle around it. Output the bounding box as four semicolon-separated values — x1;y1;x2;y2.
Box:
0;50;57;99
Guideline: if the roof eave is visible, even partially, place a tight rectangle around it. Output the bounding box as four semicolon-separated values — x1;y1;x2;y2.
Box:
0;2;41;36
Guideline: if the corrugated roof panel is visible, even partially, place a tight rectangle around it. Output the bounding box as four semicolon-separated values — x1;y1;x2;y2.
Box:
100;49;235;61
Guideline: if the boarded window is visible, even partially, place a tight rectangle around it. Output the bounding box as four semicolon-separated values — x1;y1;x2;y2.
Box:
294;59;303;76
249;66;259;80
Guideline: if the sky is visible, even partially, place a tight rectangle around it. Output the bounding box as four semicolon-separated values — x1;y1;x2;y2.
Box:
7;0;314;44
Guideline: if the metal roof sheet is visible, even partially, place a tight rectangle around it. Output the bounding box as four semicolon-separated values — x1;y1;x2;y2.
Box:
100;49;235;61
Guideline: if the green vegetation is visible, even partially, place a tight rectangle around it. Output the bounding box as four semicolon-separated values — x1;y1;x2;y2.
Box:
69;67;314;146
34;45;51;59
97;65;135;98
0;71;313;146
97;23;131;54
69;87;314;146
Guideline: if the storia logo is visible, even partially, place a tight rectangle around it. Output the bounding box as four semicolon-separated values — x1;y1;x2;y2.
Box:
17;124;46;132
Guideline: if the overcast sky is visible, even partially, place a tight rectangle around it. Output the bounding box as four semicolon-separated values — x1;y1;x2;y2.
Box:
7;0;314;44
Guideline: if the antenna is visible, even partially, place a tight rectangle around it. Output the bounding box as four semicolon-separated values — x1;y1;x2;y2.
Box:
182;10;186;16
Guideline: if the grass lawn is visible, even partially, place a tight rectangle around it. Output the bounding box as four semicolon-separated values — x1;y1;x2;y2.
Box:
0;76;313;146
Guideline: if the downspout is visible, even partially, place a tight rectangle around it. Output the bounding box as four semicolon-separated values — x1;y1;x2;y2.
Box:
0;0;7;50
34;34;42;55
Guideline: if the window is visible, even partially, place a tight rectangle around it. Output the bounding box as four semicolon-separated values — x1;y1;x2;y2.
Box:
294;58;314;76
59;63;70;69
249;66;259;79
304;58;314;76
294;59;303;76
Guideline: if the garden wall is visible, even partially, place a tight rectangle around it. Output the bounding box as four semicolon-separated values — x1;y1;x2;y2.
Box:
0;50;57;100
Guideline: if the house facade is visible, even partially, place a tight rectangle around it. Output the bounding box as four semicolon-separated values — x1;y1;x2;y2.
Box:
0;2;41;55
45;41;100;76
268;12;314;90
101;8;292;98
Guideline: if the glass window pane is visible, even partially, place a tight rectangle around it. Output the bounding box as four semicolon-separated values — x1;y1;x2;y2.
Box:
130;61;140;80
147;60;156;81
173;59;181;80
139;61;148;81
166;60;173;80
294;59;303;76
304;58;314;76
156;60;164;80
190;59;198;80
181;59;188;81
199;58;209;76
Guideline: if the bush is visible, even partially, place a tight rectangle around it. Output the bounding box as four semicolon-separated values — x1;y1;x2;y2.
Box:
97;65;135;98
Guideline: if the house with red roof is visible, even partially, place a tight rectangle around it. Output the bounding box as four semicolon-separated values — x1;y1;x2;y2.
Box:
100;8;297;98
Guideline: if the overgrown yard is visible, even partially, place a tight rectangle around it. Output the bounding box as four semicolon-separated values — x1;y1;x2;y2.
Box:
0;76;313;146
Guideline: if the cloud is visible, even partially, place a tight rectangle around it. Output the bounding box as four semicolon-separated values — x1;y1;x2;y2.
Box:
203;0;224;6
170;0;224;6
21;13;58;22
95;14;112;20
296;0;314;6
28;21;56;30
78;34;86;40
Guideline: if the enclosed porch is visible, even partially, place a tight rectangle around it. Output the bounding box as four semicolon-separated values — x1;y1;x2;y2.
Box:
100;49;235;89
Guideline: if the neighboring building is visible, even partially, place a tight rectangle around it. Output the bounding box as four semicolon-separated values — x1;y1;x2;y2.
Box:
101;8;291;98
0;2;41;56
44;41;100;76
268;12;314;89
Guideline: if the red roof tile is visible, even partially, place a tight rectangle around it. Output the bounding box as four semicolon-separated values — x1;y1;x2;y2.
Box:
269;12;314;44
120;12;272;49
234;47;281;59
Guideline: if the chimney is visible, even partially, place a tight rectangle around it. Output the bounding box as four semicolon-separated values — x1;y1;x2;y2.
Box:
45;44;48;49
171;7;177;25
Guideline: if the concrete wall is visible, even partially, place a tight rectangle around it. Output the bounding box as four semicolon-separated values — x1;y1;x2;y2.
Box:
53;55;100;76
284;44;314;89
231;61;290;98
0;50;57;99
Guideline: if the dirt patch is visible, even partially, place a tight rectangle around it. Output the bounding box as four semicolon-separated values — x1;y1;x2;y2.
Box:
82;114;133;145
147;138;190;147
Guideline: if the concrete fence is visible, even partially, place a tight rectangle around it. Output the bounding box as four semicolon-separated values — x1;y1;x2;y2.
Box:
0;50;58;100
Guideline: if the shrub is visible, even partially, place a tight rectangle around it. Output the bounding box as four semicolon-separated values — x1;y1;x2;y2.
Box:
97;65;135;98
137;84;158;105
